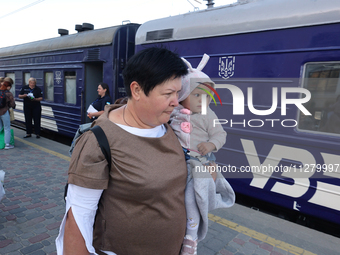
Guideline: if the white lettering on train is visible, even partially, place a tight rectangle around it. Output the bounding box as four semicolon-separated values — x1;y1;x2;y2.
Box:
213;119;298;128
202;85;312;116
241;139;340;211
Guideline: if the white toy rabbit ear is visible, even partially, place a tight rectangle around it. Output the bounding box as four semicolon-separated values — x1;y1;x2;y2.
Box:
196;54;210;71
181;57;194;72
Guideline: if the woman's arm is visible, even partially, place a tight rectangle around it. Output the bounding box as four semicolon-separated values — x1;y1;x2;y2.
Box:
64;208;89;255
56;184;103;255
88;110;104;119
7;92;16;109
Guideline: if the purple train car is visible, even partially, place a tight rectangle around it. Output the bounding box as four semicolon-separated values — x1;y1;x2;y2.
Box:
136;0;340;225
0;23;140;137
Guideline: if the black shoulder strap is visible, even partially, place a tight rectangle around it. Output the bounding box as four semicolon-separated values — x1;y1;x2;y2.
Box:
64;125;111;201
91;125;112;171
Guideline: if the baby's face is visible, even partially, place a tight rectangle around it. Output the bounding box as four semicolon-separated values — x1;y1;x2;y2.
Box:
181;84;211;113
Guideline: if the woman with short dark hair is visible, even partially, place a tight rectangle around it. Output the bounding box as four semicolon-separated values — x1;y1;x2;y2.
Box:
57;47;189;255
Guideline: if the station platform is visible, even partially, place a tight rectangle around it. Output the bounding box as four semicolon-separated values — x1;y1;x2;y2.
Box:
0;127;338;255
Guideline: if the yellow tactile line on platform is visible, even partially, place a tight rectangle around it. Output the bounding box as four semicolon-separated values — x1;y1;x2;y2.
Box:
208;214;316;255
16;136;315;255
15;137;71;162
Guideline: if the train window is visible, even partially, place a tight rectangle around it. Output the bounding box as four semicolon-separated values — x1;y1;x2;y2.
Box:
5;73;15;95
146;29;173;41
24;73;31;85
65;71;76;104
298;62;340;135
45;72;54;101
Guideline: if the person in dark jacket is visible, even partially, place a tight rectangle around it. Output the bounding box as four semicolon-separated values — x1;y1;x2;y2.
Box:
19;77;43;138
0;77;16;149
87;82;112;120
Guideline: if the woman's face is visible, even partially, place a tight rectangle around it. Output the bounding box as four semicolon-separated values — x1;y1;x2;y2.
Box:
136;76;182;128
1;82;12;91
97;85;106;97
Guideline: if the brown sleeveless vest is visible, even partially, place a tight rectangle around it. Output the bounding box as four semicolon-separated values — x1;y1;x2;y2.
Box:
68;105;187;255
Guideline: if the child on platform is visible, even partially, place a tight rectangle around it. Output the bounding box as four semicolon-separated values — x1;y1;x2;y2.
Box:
170;54;235;255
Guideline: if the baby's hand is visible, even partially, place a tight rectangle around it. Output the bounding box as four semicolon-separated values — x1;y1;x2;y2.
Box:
197;142;216;156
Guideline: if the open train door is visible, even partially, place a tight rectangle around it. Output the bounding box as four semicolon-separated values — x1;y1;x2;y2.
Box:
112;23;140;101
83;62;103;123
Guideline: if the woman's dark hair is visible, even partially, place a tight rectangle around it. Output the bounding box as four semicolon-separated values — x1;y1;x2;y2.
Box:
99;82;110;96
123;47;188;97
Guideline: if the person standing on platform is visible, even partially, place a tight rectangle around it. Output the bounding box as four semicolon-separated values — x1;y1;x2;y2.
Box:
0;77;16;149
56;47;189;255
19;77;43;138
87;82;112;120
